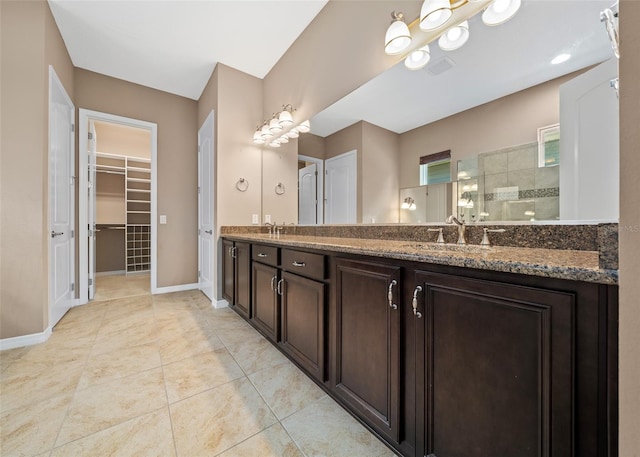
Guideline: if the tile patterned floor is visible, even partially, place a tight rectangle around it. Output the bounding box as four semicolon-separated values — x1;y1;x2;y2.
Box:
0;280;395;456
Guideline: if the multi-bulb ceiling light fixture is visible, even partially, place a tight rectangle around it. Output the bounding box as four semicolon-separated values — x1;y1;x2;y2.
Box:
385;0;522;70
252;104;311;148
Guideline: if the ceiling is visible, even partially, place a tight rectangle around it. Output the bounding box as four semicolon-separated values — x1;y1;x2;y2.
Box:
48;0;328;100
310;0;616;136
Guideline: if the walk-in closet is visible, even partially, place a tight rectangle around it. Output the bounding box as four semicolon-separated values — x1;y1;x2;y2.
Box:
93;121;152;299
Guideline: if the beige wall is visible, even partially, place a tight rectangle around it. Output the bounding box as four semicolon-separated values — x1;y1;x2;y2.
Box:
399;71;582;188
619;0;640;453
362;122;400;223
75;69;198;288
94;121;152;159
298;133;326;160
0;0;74;339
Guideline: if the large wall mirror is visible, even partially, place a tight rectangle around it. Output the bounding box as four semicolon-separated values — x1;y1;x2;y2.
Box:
275;0;619;225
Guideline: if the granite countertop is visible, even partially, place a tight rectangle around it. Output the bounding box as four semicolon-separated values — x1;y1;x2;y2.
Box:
223;233;618;285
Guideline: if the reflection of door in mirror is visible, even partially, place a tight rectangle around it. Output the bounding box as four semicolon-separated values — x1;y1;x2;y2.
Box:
325;150;357;224
299;163;317;225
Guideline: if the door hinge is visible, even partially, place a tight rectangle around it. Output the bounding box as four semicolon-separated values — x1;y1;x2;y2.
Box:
71;230;75;238
71;124;75;133
88;278;93;286
198;270;201;278
198;229;201;235
197;186;201;194
71;283;75;292
315;171;318;176
88;229;93;237
88;132;93;140
70;176;76;185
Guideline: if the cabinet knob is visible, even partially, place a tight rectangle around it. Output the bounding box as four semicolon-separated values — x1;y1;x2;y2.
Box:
412;285;423;318
388;280;398;310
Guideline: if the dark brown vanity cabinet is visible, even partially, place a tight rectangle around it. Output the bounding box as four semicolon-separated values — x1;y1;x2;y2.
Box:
333;259;402;444
279;249;327;382
221;240;251;319
251;245;280;342
410;270;612;457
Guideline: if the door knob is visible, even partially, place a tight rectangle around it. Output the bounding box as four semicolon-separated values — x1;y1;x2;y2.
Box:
51;231;64;238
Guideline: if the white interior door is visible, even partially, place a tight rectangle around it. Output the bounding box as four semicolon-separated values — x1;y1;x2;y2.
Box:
559;58;619;221
298;163;317;225
88;121;97;300
49;67;75;327
198;111;215;301
325;150;357;224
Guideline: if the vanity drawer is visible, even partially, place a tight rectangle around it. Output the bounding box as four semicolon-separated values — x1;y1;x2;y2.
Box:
252;244;279;267
281;249;326;281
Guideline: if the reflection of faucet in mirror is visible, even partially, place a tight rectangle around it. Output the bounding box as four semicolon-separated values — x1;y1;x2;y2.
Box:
446;215;466;245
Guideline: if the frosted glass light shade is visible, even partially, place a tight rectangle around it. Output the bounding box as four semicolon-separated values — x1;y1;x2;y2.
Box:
404;45;431;70
438;21;469;51
278;109;294;127
253;129;265;144
269;117;282;133
384;15;412;55
261;124;273;139
297;120;311;133
482;0;521;26
269;139;281;148
279;135;289;144
420;0;452;31
287;128;299;139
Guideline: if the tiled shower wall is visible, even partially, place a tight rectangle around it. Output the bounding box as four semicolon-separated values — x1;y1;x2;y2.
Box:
458;142;560;222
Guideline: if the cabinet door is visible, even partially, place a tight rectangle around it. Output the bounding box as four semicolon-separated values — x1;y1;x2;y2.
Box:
222;239;235;304
234;242;251;319
280;271;325;382
334;259;401;443
252;262;279;342
413;271;574;457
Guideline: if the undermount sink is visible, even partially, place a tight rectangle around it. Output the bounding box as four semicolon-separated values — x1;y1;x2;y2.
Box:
400;243;488;253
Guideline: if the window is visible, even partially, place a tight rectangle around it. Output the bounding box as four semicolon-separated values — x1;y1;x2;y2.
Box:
419;150;451;185
537;124;560;167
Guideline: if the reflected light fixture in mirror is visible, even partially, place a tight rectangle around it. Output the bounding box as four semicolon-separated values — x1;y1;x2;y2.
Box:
297;120;311;133
252;126;265;144
482;0;522;26
269;115;283;133
420;0;453;31
401;197;417;210
438;20;469;50
278;104;295;127
287;128;299;138
384;11;412;55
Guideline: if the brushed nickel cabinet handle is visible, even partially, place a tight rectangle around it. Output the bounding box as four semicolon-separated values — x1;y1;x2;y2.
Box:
388;280;398;310
292;261;306;267
277;279;284;296
258;253;268;258
231;246;237;258
412;285;423;318
271;275;277;291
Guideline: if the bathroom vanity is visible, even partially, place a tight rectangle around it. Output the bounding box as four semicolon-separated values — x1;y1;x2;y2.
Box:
221;231;617;457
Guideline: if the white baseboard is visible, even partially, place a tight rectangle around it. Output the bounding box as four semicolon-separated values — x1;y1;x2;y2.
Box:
0;327;52;351
153;283;199;295
96;270;126;277
214;299;229;309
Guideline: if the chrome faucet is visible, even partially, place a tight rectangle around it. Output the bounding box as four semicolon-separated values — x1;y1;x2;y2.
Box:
446;215;466;245
264;222;274;237
427;227;445;244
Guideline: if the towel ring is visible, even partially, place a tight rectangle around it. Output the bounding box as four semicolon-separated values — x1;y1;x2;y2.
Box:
275;182;285;195
236;178;249;192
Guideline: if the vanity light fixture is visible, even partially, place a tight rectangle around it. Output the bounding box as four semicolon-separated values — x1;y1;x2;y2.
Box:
401;197;417;210
251;106;310;148
385;11;412;55
386;0;521;69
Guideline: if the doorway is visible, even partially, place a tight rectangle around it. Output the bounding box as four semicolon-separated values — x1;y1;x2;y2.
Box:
298;155;323;225
79;110;158;304
324;150;357;224
198;110;215;302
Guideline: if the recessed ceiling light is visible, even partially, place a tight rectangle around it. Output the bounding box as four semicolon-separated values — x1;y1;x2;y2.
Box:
551;53;571;65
